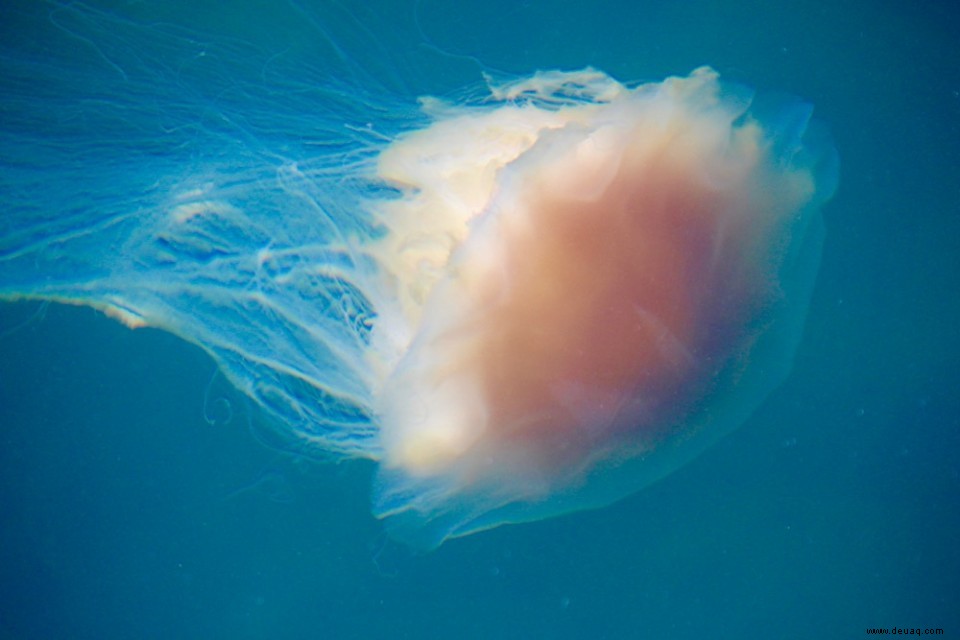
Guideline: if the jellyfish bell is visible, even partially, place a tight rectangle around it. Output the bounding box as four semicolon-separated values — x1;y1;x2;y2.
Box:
0;5;837;550
366;67;837;547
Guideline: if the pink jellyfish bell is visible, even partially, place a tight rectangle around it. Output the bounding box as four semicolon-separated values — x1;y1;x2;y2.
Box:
365;67;837;547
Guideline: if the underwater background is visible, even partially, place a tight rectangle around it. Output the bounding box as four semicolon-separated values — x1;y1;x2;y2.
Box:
0;1;957;638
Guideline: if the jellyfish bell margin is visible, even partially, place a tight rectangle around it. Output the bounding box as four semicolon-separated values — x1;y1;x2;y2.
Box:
0;55;837;549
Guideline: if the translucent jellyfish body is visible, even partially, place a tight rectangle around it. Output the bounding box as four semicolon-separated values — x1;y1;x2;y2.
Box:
0;55;837;548
365;68;837;546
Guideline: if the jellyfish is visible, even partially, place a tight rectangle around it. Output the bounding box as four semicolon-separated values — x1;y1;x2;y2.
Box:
0;3;837;549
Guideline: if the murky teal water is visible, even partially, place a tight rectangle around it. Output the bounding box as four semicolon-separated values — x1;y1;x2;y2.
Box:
0;1;957;638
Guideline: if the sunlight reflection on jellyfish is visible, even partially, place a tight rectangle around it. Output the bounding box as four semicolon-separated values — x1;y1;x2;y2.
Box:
0;2;837;549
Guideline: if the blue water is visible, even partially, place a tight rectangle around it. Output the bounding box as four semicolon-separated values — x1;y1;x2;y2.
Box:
1;1;958;638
